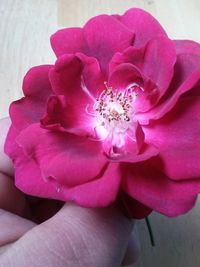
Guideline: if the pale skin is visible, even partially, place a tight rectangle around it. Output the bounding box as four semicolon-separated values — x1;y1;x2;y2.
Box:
0;118;139;267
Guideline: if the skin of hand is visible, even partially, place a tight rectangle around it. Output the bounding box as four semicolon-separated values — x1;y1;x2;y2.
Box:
0;118;140;267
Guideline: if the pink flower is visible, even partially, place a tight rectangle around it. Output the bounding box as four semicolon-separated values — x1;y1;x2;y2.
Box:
5;8;200;218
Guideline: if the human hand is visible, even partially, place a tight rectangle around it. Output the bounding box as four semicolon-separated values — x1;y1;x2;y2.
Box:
0;118;139;267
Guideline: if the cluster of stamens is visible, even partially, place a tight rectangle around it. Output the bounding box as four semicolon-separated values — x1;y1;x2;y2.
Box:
93;82;138;131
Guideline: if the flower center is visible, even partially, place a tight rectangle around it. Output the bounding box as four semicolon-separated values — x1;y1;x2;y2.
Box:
93;82;142;142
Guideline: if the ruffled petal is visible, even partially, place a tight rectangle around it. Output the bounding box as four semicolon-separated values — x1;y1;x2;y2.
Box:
109;63;158;112
83;14;134;74
52;163;121;207
4;126;21;161
138;41;200;124
49;54;105;136
109;144;158;163
122;160;199;217
10;65;53;130
103;122;144;156
110;36;176;98
40;95;94;136
4;126;65;200
49;54;84;96
118;8;167;47
174;39;200;55
16;123;107;187
49;53;103;102
6;125;120;206
137;69;200;124
15;154;63;200
22;65;53;98
51;27;85;57
51;15;134;75
76;53;105;96
143;96;200;180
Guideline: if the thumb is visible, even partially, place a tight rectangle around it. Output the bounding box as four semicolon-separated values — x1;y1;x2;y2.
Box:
0;203;134;267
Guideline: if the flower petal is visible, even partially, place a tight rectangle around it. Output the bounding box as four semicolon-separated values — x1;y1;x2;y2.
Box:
76;53;105;96
53;163;121;207
103;122;145;158
51;27;85;57
4;126;64;200
11;126;120;207
49;54;84;96
109;63;158;112
138;40;200;124
110;36;176;98
40;95;94;136
9;65;53;130
16;124;107;187
144;96;200;180
4;126;21;161
122;160;199;217
117;191;152;219
15;154;62;200
174;39;200;55
49;53;103;102
83;14;134;74
51;15;134;75
138;69;200;125
118;8;167;47
108;143;158;163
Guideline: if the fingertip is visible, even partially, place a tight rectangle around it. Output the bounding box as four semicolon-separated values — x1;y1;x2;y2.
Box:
121;229;140;266
0;117;14;176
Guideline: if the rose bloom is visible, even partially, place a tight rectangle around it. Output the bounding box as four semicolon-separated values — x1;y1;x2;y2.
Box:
5;8;200;218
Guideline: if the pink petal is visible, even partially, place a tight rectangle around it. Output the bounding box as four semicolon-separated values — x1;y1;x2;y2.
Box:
22;65;53;98
110;36;176;98
15;151;120;207
7;124;120;206
51;15;134;75
40;95;94;136
49;54;105;136
4;126;21;161
138;40;200;124
109;63;158;112
122;160;199;217
119;8;167;47
15;154;63;200
143;96;200;180
16;124;107;187
57;163;121;207
49;54;84;96
117;192;152;219
103;123;145;158
138;69;200;125
51;27;85;57
76;53;105;95
109;143;158;163
49;53;103;103
109;63;143;89
5;126;66;200
174;39;200;55
9;65;53;130
83;14;134;74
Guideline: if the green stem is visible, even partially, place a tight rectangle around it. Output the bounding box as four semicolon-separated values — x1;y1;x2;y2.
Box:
145;217;155;247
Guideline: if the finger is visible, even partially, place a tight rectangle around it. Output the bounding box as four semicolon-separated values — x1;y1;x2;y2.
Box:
0;117;14;177
0;209;36;247
0;172;26;216
0;203;134;267
0;118;27;216
121;230;140;266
